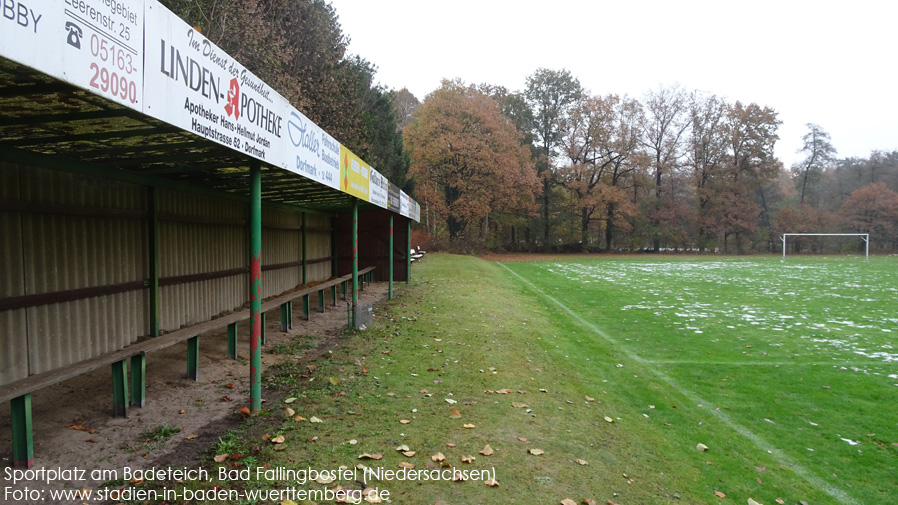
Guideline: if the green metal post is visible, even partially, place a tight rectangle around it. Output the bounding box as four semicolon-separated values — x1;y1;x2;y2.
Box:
331;284;337;306
227;322;238;359
331;217;338;278
301;212;308;284
302;294;310;320
280;304;289;331
341;280;347;300
407;220;411;284
187;336;199;381
11;394;34;467
318;289;325;313
352;199;359;328
389;214;394;299
112;360;129;417
249;160;263;415
131;353;146;408
149;187;160;337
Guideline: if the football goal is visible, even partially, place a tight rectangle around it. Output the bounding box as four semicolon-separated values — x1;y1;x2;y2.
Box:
781;233;869;261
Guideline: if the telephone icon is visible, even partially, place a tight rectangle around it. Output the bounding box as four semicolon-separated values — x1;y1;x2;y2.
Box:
66;22;83;49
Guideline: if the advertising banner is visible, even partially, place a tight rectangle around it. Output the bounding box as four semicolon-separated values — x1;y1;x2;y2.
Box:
387;183;401;213
368;167;389;209
412;201;421;222
399;190;410;217
0;0;144;110
283;106;340;189
143;0;286;164
339;145;369;201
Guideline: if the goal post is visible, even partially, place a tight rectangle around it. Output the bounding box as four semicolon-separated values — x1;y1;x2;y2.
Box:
781;233;869;262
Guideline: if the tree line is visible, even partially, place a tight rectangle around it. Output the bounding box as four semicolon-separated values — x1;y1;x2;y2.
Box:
405;72;898;253
161;2;896;253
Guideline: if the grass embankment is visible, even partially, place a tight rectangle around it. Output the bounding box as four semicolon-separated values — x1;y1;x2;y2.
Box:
135;254;896;504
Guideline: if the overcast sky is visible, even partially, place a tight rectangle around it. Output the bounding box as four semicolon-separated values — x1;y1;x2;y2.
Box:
327;0;897;168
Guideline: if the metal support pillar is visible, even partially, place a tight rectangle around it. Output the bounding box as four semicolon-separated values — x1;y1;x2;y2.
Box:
149;187;160;337
352;199;359;328
331;284;337;306
131;353;146;408
112;359;129;417
318;289;325;312
249;160;263;415
301;212;308;284
11;394;34;468
302;294;310;320
227;322;238;359
187;336;199;381
341;280;347;300
331;217;338;278
407;220;412;284
389;214;394;299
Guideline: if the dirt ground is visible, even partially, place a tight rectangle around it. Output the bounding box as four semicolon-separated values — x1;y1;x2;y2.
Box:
0;283;390;504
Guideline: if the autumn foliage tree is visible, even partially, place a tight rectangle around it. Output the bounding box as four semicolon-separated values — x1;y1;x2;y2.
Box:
404;80;540;245
839;183;898;250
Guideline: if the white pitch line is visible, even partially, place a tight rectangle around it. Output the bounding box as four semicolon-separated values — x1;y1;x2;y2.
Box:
498;263;860;505
645;360;894;367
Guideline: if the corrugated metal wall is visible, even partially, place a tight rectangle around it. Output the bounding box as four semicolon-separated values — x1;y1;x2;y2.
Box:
0;161;27;384
262;207;302;298
306;213;333;282
158;190;248;331
1;163;148;378
0;161;343;387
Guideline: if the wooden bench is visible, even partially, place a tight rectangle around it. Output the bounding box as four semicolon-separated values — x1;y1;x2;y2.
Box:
1;267;376;467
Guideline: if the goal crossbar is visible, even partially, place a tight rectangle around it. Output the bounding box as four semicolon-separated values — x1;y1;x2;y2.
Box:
781;233;869;262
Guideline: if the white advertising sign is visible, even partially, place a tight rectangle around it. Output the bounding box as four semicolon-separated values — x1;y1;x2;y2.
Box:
283;106;340;189
0;0;144;110
399;190;410;217
412;201;421;222
143;0;287;164
368;167;389;209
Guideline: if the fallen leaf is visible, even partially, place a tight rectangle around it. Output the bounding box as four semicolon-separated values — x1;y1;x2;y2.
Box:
284;397;297;404
747;498;762;505
402;451;415;457
285;408;296;417
697;443;709;452
604;416;614;423
445;398;458;405
585;396;596;402
396;444;410;452
463;423;476;429
186;433;198;440
446;442;457;447
419;389;430;394
239;407;251;416
479;445;494;456
293;415;306;422
213;454;228;463
461;455;475;463
398;462;415;469
316;474;334;484
271;435;285;444
309;416;323;423
399;419;411;424
179;409;186;414
452;470;466;482
528;448;544;455
518;437;529;442
449;409;461;418
714;491;726;498
386;392;396;397
776;499;785;504
363;487;383;503
485;478;499;487
512;402;528;408
575;458;588;465
561;499;577;505
280;500;298;505
431;452;446;462
358;453;383;460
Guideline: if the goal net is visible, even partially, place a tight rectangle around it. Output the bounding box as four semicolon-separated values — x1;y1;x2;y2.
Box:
781;233;869;261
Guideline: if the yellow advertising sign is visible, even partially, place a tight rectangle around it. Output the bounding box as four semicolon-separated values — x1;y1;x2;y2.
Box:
340;145;370;201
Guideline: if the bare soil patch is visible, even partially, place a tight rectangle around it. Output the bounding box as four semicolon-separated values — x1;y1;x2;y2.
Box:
0;284;389;503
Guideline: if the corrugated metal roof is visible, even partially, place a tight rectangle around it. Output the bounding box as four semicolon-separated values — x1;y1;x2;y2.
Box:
0;55;375;214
